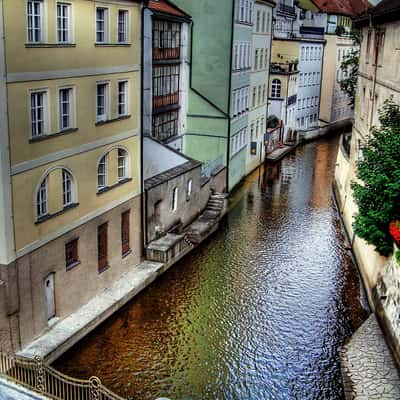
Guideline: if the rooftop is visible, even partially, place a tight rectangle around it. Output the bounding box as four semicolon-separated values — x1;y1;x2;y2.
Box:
147;0;191;19
311;0;370;17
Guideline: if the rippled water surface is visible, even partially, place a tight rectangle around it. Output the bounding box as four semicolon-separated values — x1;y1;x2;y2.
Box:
55;137;368;399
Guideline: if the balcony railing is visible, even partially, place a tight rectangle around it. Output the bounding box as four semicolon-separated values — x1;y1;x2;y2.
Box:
153;47;180;61
0;352;125;400
153;93;179;110
277;3;296;16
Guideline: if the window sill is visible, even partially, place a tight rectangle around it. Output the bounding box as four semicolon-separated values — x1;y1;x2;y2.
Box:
97;178;132;195
25;43;76;48
98;265;110;274
122;249;132;259
29;128;78;143
35;203;79;225
95;115;131;126
66;260;81;271
95;43;131;47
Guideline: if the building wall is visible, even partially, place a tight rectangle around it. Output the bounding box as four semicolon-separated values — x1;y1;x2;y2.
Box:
146;166;207;243
296;41;324;129
334;20;400;306
0;0;143;351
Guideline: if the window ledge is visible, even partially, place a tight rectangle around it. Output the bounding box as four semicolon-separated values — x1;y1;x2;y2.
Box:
66;260;81;272
29;128;78;143
35;203;79;225
98;265;110;274
122;249;132;259
25;43;76;48
94;43;131;47
95;115;131;126
97;178;132;195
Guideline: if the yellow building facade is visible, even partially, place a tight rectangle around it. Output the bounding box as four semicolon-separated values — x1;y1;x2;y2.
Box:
0;0;142;351
334;9;400;306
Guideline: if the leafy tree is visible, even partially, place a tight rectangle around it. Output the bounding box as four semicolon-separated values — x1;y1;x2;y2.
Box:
352;99;400;256
266;115;279;129
339;30;360;108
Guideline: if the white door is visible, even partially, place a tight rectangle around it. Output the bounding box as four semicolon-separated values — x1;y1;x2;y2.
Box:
44;273;55;320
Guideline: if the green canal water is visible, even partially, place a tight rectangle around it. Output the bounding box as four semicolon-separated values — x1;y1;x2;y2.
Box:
55;136;368;399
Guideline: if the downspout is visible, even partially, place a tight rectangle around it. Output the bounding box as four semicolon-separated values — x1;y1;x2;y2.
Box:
226;0;236;191
140;4;147;252
368;21;377;137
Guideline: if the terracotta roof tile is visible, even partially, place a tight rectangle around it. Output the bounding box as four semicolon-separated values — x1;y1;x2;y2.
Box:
312;0;370;17
148;0;189;18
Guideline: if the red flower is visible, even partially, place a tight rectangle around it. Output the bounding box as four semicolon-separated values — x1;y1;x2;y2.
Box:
389;221;400;244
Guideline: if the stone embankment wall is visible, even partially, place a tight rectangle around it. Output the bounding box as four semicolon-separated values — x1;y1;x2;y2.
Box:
375;246;400;365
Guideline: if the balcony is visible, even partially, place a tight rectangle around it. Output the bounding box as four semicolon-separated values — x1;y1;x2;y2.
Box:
153;47;180;61
277;3;296;17
153;93;179;110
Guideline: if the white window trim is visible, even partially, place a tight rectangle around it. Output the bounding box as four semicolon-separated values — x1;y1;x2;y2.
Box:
172;187;179;211
36;177;48;219
57;85;76;132
62;169;74;207
97;154;108;190
117;148;130;182
56;2;73;44
26;0;48;43
96;81;110;122
95;6;110;44
28;88;50;139
117;9;130;44
117;80;130;117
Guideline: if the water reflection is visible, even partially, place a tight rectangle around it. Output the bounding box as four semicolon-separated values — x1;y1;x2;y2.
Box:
55;136;368;400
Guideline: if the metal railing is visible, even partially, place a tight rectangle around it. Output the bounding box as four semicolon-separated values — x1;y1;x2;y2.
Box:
0;352;125;400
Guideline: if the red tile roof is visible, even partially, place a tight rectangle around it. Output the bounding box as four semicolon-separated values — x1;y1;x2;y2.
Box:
148;0;189;18
311;0;370;17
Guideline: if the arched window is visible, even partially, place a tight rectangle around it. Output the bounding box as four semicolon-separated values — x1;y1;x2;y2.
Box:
187;179;193;201
172;187;179;211
37;178;48;218
62;170;73;207
118;148;128;182
98;155;108;190
271;79;281;98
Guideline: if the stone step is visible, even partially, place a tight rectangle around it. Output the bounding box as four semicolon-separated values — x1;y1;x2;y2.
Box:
207;201;223;208
203;210;221;219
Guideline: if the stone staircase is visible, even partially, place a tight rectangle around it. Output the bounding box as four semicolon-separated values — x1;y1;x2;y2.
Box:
202;193;226;219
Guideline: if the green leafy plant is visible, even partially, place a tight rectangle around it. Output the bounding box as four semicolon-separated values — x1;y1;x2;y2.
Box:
339;30;360;108
396;250;400;266
352;98;400;256
266;115;279;129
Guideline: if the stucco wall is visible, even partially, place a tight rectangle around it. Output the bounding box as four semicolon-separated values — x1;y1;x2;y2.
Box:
146;166;207;243
17;195;142;349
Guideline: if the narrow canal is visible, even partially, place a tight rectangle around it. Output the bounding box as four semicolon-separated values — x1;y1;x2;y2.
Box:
55;136;368;400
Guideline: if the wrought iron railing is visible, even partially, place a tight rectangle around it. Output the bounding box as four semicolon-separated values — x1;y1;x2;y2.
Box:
278;3;296;15
0;352;125;400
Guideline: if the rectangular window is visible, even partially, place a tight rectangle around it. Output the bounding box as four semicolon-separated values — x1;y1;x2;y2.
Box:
65;239;79;269
152;20;181;60
98;223;108;272
118;81;128;116
121;210;130;255
96;83;108;122
27;0;43;43
118;149;127;181
37;178;47;218
259;49;264;69
62;170;72;206
118;10;128;43
152;65;180;109
59;88;72;130
172;188;179;211
97;155;107;189
254;49;259;70
31;91;46;138
96;7;108;43
152;110;179;141
57;3;71;43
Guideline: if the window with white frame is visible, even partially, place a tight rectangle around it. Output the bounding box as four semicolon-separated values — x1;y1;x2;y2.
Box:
27;0;43;43
118;148;128;181
97;155;107;190
57;3;71;43
118;10;128;43
271;79;281;98
62;169;73;207
118;81;128;116
172;187;179;211
30;91;47;138
259;49;264;69
96;7;108;43
59;87;73;130
186;179;192;201
96;83;108;122
256;10;261;32
254;49;259;70
37;178;47;218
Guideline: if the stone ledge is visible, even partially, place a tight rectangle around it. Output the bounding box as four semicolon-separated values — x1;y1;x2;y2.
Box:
18;260;165;364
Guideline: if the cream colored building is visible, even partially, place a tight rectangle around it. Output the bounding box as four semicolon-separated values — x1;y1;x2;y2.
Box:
334;1;400;306
0;0;142;352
